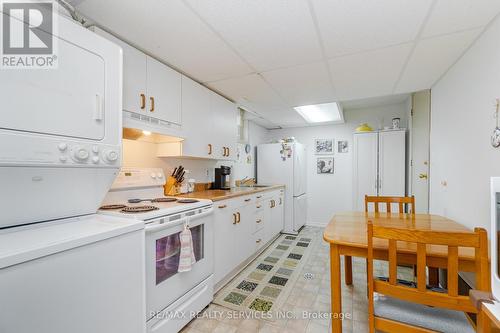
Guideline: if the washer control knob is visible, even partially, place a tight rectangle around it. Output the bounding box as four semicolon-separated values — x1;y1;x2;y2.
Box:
157;173;163;179
58;143;67;151
91;156;99;164
72;146;89;162
103;150;119;163
150;173;156;179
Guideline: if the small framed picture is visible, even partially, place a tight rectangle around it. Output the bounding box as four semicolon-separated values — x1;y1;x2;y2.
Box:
315;139;334;155
317;157;334;174
337;140;348;153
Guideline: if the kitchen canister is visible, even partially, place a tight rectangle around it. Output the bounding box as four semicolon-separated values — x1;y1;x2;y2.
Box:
392;117;401;129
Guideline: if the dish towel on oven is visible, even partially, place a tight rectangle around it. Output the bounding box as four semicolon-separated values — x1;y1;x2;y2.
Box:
178;221;196;272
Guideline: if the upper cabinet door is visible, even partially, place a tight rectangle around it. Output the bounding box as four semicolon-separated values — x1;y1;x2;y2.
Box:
181;76;213;158
92;28;147;115
146;57;181;125
210;92;238;160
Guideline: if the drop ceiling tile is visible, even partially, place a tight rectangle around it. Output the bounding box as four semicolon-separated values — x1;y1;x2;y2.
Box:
207;74;288;111
395;28;482;93
261;61;336;107
328;44;413;101
422;0;500;38
311;0;432;57
74;0;252;82
185;0;323;71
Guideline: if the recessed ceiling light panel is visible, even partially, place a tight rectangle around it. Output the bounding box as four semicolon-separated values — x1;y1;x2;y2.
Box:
294;102;344;124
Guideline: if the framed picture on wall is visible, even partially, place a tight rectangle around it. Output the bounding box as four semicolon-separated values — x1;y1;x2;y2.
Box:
337;140;348;153
317;157;334;174
314;139;334;154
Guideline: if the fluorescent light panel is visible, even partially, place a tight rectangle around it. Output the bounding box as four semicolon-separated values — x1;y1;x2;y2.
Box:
294;102;343;123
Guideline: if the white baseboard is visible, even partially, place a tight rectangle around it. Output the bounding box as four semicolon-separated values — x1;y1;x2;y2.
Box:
305;221;328;228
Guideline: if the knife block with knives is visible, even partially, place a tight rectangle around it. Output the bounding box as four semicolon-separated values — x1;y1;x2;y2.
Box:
164;165;185;196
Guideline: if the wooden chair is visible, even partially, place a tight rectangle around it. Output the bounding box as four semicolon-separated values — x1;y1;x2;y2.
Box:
343;195;416;286
367;222;489;333
365;195;416;214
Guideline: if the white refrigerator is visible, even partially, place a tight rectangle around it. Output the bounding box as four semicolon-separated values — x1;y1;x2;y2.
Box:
257;142;307;234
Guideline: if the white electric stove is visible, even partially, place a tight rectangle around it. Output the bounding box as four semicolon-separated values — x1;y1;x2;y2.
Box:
99;167;214;333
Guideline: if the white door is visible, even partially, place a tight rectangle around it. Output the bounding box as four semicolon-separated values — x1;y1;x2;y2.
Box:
1;37;105;140
146;56;181;125
378;131;406;197
293;143;307;196
181;76;213;158
410;91;430;213
353;133;379;210
92;27;147;115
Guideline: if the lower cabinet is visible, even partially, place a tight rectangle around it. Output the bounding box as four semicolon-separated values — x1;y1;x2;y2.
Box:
213;189;284;286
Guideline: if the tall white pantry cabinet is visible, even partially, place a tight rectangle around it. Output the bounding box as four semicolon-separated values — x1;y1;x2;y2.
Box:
353;130;406;211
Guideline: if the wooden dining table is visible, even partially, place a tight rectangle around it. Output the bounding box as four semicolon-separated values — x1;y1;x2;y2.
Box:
323;211;481;333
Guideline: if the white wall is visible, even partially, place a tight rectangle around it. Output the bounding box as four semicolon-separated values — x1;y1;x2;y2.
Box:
267;103;409;226
122;120;268;184
430;16;500;232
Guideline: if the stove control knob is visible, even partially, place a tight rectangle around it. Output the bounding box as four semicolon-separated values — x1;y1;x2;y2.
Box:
103;150;119;163
157;173;163;179
72;146;89;162
91;156;99;164
150;173;157;179
58;143;67;151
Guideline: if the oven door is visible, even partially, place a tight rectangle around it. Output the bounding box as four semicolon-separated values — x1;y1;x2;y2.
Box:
145;208;213;320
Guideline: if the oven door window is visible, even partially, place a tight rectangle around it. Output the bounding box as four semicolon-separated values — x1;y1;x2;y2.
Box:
156;225;204;285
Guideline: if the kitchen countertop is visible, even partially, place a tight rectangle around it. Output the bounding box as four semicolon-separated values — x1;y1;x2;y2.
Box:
176;185;285;202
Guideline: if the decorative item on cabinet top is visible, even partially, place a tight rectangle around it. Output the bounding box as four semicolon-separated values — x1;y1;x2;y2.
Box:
355;123;373;132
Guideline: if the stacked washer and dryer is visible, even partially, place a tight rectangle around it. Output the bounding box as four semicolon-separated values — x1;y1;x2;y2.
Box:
0;14;145;333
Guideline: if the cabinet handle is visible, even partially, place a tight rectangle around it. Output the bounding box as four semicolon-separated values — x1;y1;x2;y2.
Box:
256;239;261;243
256;205;262;209
232;213;237;225
226;147;230;156
236;212;241;223
244;198;251;202
150;97;155;112
208;144;212;155
223;147;228;157
256;195;262;199
218;204;227;209
279;198;282;205
256;219;262;223
140;93;145;109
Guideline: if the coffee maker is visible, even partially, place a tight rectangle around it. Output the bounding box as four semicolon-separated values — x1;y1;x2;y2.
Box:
213;166;231;190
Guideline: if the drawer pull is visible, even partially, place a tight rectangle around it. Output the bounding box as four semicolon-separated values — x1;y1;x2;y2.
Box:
256;219;262;223
218;204;227;209
256;239;262;243
236;212;241;223
208;144;213;155
232;213;237;224
256;205;262;209
244;198;251;202
256;195;262;199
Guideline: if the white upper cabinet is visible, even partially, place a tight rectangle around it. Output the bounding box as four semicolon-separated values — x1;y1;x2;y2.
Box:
146;57;181;125
178;76;213;158
92;27;181;126
210;91;238;160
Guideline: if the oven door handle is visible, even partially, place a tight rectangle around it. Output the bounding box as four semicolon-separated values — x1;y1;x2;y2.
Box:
145;207;213;234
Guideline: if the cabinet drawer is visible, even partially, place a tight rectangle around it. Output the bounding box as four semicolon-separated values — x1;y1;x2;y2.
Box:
254;211;264;233
253;228;265;251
